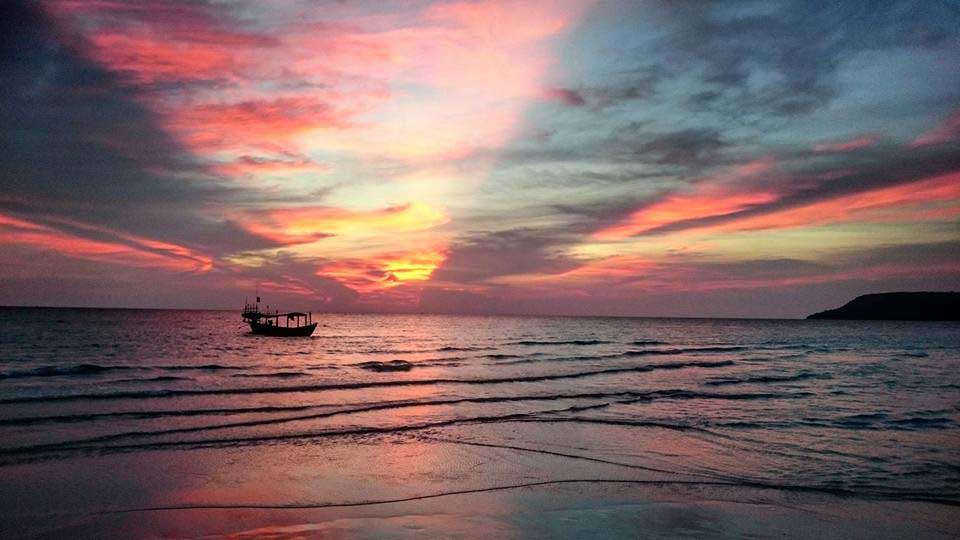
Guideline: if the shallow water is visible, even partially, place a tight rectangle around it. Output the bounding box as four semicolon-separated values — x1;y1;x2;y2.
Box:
1;308;958;537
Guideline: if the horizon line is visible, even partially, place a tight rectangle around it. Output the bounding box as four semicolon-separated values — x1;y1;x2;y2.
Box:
0;303;812;321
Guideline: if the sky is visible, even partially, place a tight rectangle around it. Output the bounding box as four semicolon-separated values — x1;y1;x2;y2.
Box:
1;0;958;318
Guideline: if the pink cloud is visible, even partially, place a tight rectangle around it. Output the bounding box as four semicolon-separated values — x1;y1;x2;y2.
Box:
0;213;213;272
721;171;960;232
543;87;586;106
595;158;779;239
910;109;960;147
596;158;960;239
168;97;354;152
46;0;593;172
813;133;880;153
47;0;276;84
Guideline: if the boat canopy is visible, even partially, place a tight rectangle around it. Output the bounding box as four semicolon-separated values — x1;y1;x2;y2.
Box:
259;311;308;319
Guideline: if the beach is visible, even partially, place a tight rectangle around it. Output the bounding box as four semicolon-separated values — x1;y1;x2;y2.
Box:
1;308;958;538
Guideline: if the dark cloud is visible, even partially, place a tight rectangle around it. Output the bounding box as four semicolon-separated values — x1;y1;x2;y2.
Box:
544;87;586;107
843;239;960;269
550;197;649;234
225;253;360;306
635;128;726;167
551;66;663;111
431;229;581;284
469;124;731;184
590;65;663;109
422;242;960;318
0;246;359;310
654;0;960;118
0;0;272;255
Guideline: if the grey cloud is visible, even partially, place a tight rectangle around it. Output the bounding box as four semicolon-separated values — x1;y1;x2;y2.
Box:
0;0;273;255
431;229;581;284
544;87;586;107
655;0;960;118
635;128;726;167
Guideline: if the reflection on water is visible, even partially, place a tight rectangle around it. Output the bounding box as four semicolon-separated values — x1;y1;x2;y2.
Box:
0;308;958;537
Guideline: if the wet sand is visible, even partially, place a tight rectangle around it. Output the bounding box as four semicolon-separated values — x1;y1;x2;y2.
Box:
3;427;957;538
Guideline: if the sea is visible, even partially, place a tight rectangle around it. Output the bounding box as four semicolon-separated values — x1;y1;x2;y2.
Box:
0;307;958;538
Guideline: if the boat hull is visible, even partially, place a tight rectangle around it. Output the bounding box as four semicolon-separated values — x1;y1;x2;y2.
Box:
248;321;317;337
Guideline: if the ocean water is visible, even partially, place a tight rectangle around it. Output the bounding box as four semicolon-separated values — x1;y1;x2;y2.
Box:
0;308;958;538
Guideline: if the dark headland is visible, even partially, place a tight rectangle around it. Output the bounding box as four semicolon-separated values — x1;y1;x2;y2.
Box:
807;292;960;321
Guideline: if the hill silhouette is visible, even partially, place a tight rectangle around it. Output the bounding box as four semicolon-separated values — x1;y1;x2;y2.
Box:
807;292;959;321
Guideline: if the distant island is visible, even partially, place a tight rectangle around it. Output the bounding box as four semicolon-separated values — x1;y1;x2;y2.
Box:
807;292;959;321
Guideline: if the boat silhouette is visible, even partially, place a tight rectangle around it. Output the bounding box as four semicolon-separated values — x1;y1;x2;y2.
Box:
242;298;317;336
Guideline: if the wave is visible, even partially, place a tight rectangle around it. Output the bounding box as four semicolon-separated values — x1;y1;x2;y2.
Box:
497;346;750;366
0;407;573;462
703;371;831;386
366;345;494;354
0;360;735;405
621;389;813;403
0;404;318;427
111;375;193;384
632;340;667;346
0;387;795;431
511;339;612;346
355;360;413;372
0;364;136;379
7;396;851;469
623;346;750;356
495;352;626;366
160;364;247;371
233;372;307;379
883;417;952;429
720;415;953;432
0;387;804;458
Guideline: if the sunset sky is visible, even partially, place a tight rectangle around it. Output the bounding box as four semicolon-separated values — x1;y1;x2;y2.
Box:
1;0;958;317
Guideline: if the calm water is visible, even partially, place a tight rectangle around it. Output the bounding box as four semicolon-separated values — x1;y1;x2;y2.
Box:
1;308;958;537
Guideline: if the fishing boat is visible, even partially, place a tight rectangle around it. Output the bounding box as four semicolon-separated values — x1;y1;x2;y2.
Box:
242;298;317;337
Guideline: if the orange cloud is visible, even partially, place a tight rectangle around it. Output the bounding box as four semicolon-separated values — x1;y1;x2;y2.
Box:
237;202;449;246
722;172;960;232
318;249;446;293
0;213;213;272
